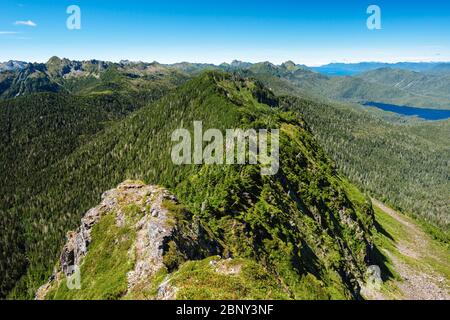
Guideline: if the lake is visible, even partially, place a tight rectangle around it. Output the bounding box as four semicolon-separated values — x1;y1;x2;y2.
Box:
363;102;450;120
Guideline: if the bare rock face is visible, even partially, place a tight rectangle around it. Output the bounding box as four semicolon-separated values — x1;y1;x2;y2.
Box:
126;185;180;290
59;185;122;277
36;180;219;300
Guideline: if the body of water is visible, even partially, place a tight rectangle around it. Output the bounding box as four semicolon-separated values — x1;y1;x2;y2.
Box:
363;102;450;121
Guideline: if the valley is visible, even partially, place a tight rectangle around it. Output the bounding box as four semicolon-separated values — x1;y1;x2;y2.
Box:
0;58;448;300
1;0;449;305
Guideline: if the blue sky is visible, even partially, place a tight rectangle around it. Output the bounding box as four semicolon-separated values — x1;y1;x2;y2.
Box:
1;0;449;65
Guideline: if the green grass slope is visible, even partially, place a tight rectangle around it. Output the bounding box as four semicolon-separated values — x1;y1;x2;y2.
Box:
363;200;449;300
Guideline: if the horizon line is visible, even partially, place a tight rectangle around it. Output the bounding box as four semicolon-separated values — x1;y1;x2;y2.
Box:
2;56;450;68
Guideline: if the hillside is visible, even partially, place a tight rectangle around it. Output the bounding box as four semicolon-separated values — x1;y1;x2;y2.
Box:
279;96;450;229
0;67;188;298
363;200;449;300
164;60;450;109
0;61;27;72
0;57;189;99
358;68;450;101
36;185;450;300
235;66;450;230
37;176;374;300
3;58;450;110
311;62;446;76
245;62;450;110
0;72;186;210
1;67;448;301
2;72;380;299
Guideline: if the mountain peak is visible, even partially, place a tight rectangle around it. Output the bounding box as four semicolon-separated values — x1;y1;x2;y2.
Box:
282;60;296;67
46;56;63;65
0;60;27;72
230;60;252;68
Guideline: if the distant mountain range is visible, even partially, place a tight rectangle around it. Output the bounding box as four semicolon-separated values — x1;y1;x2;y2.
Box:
1;57;450;109
224;61;450;110
310;62;450;76
3;58;449;75
0;60;27;72
357;68;450;101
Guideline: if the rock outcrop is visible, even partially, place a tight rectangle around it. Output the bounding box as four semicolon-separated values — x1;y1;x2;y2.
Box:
36;180;219;300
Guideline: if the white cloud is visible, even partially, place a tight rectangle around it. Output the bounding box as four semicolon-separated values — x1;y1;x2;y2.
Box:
0;31;20;35
14;20;37;27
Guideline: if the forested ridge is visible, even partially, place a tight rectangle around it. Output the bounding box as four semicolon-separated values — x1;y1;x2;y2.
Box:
0;60;448;299
278;96;450;230
2;72;378;299
0;68;189;297
242;67;449;232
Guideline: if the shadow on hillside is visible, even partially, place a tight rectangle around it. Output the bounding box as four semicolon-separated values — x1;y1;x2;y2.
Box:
374;219;394;242
371;245;395;281
370;221;395;281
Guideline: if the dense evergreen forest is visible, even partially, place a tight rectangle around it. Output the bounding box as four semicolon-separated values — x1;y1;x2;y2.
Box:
282;97;449;229
2;72;377;299
240;67;449;231
0;58;448;299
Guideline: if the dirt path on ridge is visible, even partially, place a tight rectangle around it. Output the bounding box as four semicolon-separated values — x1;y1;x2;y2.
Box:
369;200;449;300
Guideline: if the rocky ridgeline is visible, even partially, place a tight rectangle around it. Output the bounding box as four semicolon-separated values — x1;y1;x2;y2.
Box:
36;180;219;300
